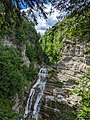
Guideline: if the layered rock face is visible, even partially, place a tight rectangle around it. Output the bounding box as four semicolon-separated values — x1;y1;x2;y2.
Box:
40;40;90;120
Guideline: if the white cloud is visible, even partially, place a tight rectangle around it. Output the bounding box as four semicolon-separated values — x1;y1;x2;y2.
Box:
21;3;60;35
35;4;59;35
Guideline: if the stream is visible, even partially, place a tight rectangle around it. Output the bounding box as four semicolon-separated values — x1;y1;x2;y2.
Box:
24;67;48;120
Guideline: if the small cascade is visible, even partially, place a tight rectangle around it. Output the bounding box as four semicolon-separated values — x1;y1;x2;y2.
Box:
24;67;48;120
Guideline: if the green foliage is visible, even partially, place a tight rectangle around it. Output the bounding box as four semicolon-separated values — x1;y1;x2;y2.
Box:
39;27;65;64
15;20;39;45
40;7;90;64
0;1;22;33
26;45;37;62
62;7;90;42
0;46;39;119
0;46;25;119
0;2;5;39
23;64;38;81
0;46;25;97
0;44;39;118
73;69;90;119
0;107;24;120
0;1;41;45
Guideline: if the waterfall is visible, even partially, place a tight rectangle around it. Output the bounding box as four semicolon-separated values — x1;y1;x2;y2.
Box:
24;67;48;120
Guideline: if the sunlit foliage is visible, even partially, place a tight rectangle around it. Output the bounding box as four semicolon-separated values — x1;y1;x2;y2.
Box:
39;7;90;64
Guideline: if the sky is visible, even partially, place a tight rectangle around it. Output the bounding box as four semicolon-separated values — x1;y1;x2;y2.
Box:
21;3;59;35
35;4;59;35
13;0;90;35
19;1;64;35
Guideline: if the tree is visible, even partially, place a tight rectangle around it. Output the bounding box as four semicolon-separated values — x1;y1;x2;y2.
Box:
0;0;47;25
1;0;90;25
49;0;90;19
0;46;25;97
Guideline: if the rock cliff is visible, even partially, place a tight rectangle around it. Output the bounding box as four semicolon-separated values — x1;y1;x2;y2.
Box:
40;40;90;120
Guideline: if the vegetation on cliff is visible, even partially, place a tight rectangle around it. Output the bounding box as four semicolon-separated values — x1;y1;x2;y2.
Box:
74;68;90;119
39;6;90;64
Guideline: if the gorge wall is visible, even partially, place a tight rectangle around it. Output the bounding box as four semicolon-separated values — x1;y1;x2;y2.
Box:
40;39;90;120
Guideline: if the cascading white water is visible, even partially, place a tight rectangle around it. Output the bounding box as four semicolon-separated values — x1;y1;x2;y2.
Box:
24;67;48;120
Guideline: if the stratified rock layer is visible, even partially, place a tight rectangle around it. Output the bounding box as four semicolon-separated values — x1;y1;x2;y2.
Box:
40;40;90;120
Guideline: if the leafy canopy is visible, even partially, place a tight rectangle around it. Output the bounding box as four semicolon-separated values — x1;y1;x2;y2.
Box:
0;46;25;97
1;0;90;25
39;7;90;64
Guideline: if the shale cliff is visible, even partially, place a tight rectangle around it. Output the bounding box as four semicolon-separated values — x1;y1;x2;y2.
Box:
40;39;90;120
